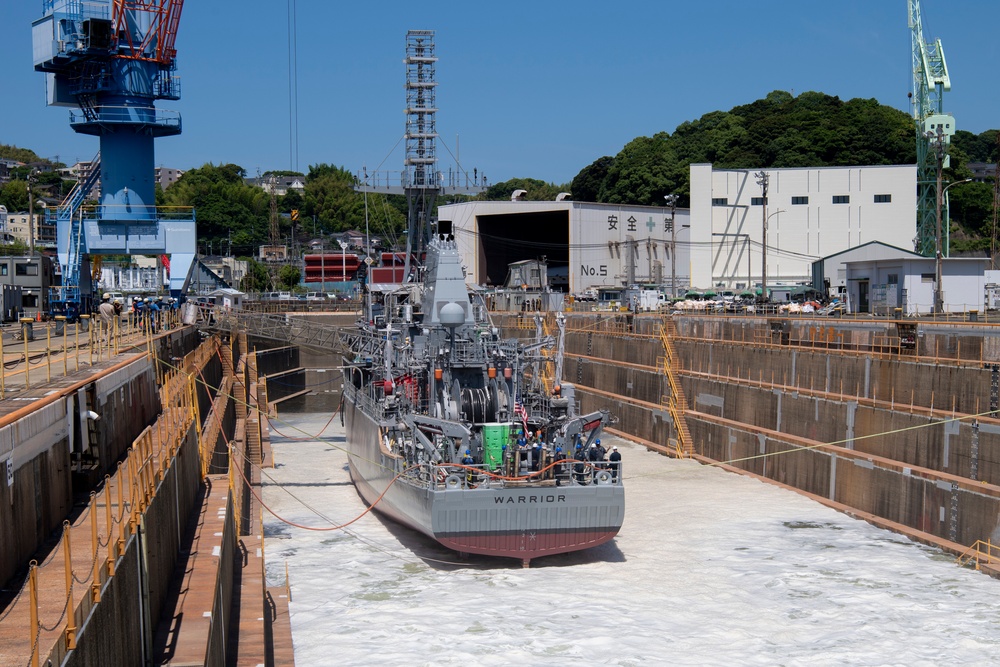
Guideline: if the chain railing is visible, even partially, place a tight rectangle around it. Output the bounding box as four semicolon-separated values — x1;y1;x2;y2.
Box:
0;337;207;666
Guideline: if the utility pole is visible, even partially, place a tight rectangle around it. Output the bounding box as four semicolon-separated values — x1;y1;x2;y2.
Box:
755;171;769;301
338;239;348;292
26;170;37;255
992;133;1000;269
932;126;945;314
664;194;678;298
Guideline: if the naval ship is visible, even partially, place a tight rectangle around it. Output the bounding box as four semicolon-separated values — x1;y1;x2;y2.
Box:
339;234;624;566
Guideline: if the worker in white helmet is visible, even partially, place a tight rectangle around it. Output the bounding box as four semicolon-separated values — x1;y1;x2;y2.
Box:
98;293;116;343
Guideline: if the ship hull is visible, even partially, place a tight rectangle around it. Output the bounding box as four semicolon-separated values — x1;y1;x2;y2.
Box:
343;393;624;563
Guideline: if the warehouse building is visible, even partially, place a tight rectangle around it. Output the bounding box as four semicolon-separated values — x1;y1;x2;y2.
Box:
439;199;691;296
441;162;918;295
689;163;917;290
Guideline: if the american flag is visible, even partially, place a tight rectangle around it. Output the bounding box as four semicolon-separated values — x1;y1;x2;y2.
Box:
513;396;528;426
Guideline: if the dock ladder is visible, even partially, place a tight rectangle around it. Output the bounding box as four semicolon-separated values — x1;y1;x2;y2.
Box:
658;318;693;457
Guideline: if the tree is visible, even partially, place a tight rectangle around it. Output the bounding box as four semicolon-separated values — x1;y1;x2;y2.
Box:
481;178;565;202
569;90;919;208
0;144;44;164
0;180;30;212
162;163;270;255
303;163;405;245
0;239;30;255
599;133;680;205
570;156;614;202
277;264;301;290
240;258;271;292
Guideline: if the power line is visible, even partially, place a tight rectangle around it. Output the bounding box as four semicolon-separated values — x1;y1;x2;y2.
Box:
451;226;822;261
287;0;299;171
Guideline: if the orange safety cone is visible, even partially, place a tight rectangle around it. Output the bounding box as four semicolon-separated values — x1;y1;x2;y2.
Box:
35;310;41;322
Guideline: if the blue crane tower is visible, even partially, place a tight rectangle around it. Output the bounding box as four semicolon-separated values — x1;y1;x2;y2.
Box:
31;0;196;318
908;0;955;257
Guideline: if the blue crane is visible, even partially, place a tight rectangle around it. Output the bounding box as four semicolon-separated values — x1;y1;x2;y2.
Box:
909;0;955;257
31;0;196;319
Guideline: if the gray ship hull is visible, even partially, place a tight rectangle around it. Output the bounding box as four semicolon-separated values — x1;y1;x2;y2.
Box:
343;393;625;564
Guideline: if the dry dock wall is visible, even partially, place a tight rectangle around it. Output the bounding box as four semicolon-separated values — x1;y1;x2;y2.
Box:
62;421;203;667
0;327;203;590
494;312;1000;553
0;361;159;589
254;343;340;413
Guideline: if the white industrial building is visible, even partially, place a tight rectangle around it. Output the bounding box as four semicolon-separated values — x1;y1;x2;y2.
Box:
441;162;918;296
812;241;924;299
690;163;917;290
843;256;990;315
439;200;691;295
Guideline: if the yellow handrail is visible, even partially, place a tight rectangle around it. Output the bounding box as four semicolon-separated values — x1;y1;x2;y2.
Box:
657;319;692;457
956;539;1000;570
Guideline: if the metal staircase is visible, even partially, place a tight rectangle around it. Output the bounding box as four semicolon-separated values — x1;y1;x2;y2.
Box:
658;318;693;457
51;151;102;315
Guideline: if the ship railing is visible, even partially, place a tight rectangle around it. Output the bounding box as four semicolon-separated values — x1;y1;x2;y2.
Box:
351;385;390;422
427;459;623;490
448;338;490;364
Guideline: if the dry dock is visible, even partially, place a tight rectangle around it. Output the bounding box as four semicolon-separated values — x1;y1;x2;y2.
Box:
2;308;999;667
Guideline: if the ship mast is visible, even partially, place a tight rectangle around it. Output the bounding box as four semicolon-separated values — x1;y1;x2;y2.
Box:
356;30;484;278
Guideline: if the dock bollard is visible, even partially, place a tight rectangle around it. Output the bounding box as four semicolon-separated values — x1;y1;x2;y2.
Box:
20;317;34;342
81;314;93;366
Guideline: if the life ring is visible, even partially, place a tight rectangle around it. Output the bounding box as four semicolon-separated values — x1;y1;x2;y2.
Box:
595;470;613;485
445;474;463;490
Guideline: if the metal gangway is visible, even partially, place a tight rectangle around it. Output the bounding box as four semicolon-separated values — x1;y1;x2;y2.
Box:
205;308;347;352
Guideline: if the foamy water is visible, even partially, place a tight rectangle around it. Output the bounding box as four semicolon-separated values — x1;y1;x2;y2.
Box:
263;414;1000;666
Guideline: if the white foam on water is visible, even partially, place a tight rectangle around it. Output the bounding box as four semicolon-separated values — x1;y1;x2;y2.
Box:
263;414;1000;667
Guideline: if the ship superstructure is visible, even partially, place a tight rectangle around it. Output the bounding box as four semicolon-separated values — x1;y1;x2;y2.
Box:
340;235;624;566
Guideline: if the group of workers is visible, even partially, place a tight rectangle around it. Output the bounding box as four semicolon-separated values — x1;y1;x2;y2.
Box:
97;292;180;335
497;429;622;484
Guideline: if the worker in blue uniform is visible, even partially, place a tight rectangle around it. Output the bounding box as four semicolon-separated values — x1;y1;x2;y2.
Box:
461;449;476;484
608;445;622;482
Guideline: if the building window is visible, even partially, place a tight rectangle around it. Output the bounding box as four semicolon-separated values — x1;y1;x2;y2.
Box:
832;195;850;204
15;263;37;276
791;196;809;205
874;194;892;203
0;265;7;276
711;198;728;206
921;273;935;283
751;197;768;206
23;294;37;308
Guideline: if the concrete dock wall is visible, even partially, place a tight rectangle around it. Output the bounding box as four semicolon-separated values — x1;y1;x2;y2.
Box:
0;398;72;590
62;421;201;667
492;312;1000;557
0;357;162;589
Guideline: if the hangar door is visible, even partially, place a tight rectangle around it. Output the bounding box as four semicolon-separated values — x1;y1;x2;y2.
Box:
475;210;569;289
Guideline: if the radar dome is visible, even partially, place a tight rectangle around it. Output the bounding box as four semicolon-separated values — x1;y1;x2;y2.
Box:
439;302;465;327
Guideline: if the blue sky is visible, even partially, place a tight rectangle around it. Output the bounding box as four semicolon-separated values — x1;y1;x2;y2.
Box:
1;1;997;186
